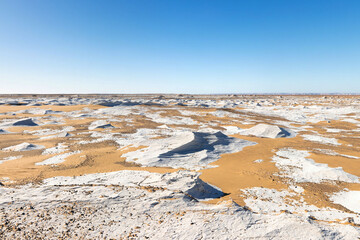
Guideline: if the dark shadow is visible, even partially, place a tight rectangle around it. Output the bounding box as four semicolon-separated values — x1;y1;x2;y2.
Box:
158;131;232;160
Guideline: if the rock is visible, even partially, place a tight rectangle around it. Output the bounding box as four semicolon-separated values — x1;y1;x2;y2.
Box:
57;132;71;138
124;131;256;170
11;118;38;127
88;120;115;130
2;142;45;152
240;124;295;138
0;129;9;134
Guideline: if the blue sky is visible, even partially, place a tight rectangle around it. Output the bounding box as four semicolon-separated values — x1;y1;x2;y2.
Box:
0;0;359;94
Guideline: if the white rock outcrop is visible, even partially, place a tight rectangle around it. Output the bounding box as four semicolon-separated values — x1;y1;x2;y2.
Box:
240;124;295;138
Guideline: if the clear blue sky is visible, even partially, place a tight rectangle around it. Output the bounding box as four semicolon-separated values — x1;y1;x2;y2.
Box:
0;0;359;94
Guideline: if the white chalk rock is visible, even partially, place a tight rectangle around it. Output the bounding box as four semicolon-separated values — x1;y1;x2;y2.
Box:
88;120;115;130
240;124;295;138
124;131;256;170
1;118;38;127
3;142;44;152
0;129;9;134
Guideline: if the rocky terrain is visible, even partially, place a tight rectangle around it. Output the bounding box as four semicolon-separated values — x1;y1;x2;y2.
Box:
0;94;360;239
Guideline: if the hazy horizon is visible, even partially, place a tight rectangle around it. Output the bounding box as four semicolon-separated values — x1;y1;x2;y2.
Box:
1;0;360;94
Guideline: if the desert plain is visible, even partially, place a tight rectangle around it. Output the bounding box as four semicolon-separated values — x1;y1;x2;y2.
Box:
1;94;360;239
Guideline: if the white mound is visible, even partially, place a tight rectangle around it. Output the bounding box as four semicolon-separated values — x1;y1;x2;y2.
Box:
40;131;72;140
2;142;44;152
57;131;71;137
240;124;295;138
0;129;9;134
124;131;256;170
88;120;115;130
222;126;243;135
272;148;359;183
7;118;38;127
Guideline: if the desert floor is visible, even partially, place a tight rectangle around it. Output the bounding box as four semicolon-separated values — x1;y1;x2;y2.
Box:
1;95;360;239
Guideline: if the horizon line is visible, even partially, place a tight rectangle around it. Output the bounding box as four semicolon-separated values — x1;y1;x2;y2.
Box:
1;93;360;96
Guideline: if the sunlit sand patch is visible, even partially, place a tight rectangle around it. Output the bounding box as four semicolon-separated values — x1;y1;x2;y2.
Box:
201;136;291;205
308;152;360;179
312;120;359;134
0;153;54;183
40;143;176;180
35;151;82;166
0;155;22;164
201;132;360;210
0;139;176;185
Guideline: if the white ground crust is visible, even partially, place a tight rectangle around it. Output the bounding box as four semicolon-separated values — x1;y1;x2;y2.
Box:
24;126;75;136
314;148;360;159
242;187;360;225
302;134;341;145
272;148;359;183
1;170;360;239
245;104;360;123
42;143;69;155
44;170;224;200
35;151;81;166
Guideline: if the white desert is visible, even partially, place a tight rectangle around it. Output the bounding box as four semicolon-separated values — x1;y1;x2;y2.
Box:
1;94;360;239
